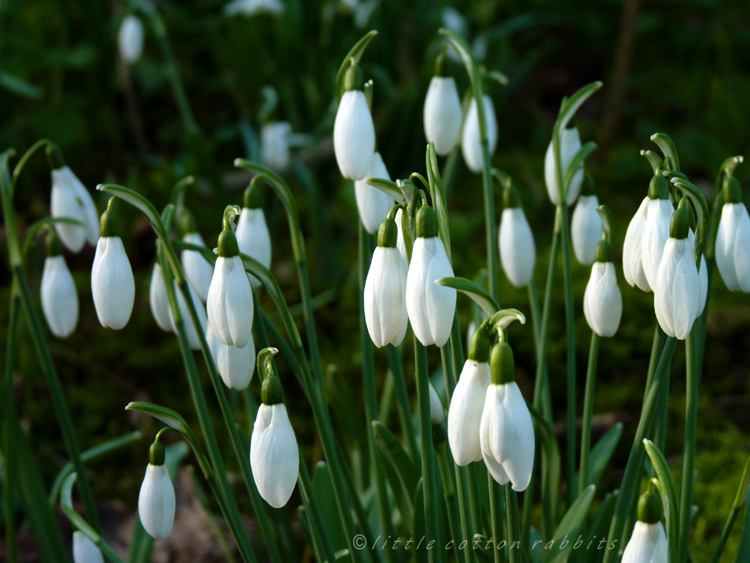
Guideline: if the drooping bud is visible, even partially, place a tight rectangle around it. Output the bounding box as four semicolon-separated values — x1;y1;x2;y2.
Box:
490;342;515;385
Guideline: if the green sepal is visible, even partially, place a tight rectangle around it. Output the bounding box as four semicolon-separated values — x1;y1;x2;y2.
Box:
595;239;613;263
637;488;662;524
45;143;66;170
670;205;690;239
244;182;265;209
649;174;670;200
100;197;119;238
468;324;491;363
344;64;363;92
503;185;521;209
217;229;239;257
490;342;515;385
46;230;62;257
261;375;284;405
416;205;438;238
149;441;165;466
724;175;743;204
377;217;398;248
435;53;450;77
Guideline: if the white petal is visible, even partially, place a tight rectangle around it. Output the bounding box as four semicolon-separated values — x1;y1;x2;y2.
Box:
365;247;408;348
50;169;87;253
261;121;292;171
73;531;105;563
623;197;651;291
641;199;674;290
118;15;144;63
216;336;256;390
671;247;699;340
425;239;456;347
41;256;78;338
544;127;582;206
571;195;603;265
355;152;394;234
207;257;232;344
138;464;176;539
406;238;435;345
225;255;254;348
395;208;408;264
236;208;272;288
461;96;496;174
500;383;535;491
182;232;214;302
584;262;622;337
333;91;376;180
250;404;299;508
621;521;667;563
91;237;135;330
654;238;683;338
149;263;172;331
734;204;750;292
169;282;207;350
716;203;740;291
448;361;489;465
423;76;462;156
499;208;536;287
480;385;510;485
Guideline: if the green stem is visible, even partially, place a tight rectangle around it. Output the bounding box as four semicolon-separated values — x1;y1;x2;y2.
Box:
3;290;20;563
297;451;338;563
437;442;463;556
467;463;486;539
653;359;671;452
711;505;740;563
386;344;419;463
679;331;700;562
489;476;506;563
579;332;600;495
505;485;521;563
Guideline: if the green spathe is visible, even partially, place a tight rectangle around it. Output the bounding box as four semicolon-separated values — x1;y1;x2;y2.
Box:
261;375;284;406
377;217;398;248
595;239;613;263
416;205;439;239
468;324;491;363
217;229;239;257
149;441;165;466
100;197;119;238
723;175;742;204
670;205;690;240
648;174;670;200
637;488;662;525
344;64;363;92
244;182;265;209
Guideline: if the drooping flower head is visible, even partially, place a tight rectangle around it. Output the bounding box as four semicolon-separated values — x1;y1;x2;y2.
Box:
236;182;272;288
334;63;376;180
138;440;176;539
41;230;79;338
715;174;750;292
73;531;105;563
179;208;214;302
118;14;144;64
423;53;462;157
622;487;667;563
583;232;623;338
261;121;293;172
571;174;603;265
544;126;583;206
207;323;256;390
355;151;394;234
498;185;536;288
640;174;674;291
462;94;498;174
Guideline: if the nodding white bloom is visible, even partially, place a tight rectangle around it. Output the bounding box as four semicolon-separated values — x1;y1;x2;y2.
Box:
261;121;293;171
179;210;214;302
654;205;701;340
118;15;144;64
622;489;667;563
429;382;445;424
207;215;254;349
623;196;651;291
333;64;375;180
48;146;99;253
355;151;394;234
236;184;272;288
406;206;457;347
544;126;583;206
149;262;171;332
462;95;498;174
169;282;207;350
224;0;284;17
480;342;535;492
251;375;298;508
449;326;491;465
423;57;462;156
571;192;603;266
395;208;408;264
583;240;623;337
91;200;134;330
715;177;750;292
364;216;409;347
641;198;674;292
73;531;105;563
498;187;536;288
138;442;176;539
41;236;78;338
207;323;256;390
688;229;708;316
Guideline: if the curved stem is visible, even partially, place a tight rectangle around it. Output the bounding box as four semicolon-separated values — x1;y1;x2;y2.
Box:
3;291;21;563
679;331;699;562
579;332;600;495
11;139;51;193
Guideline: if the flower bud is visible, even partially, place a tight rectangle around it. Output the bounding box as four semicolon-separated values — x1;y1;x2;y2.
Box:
333;64;375;180
544;127;583;206
355;152;394;234
641;194;674;291
138;442;176;539
180;211;214;302
149;262;172;331
715;196;750;293
423;66;462;156
41;237;79;338
583;258;623;338
623;197;651;292
236;188;272;288
73;531;104;563
261;121;293;172
622;490;667;563
498;189;536;287
461;95;498;174
571;194;603;265
118;15;144;64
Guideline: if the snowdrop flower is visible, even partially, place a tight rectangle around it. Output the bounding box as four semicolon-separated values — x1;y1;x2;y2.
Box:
715;175;750;292
654;204;701;340
207;207;254;348
462;95;498;174
571;176;603;265
442;7;468;37
621;488;667;563
207;323;256;390
395;208;408;263
41;233;78;338
449;325;491;465
47;145;99;253
544;126;583;206
224;0;284;17
91;198;134;330
406;205;457;347
688;228;708;316
169;282;207;350
149;261;171;332
179;209;214;302
364;215;409;347
236;183;272;288
118;15;144;64
251;370;299;508
640;175;674;291
623;196;651;292
138;441;176;539
498;186;536;287
73;531;104;563
583;239;623;337
423;55;462;156
355;151;394;234
261;121;292;172
480;342;535;491
334;63;375;180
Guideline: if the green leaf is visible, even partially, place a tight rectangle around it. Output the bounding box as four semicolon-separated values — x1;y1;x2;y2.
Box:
335;30;378;102
734;486;750;562
582;491;618;557
734;456;750;509
364;177;403;203
529;405;561;540
576;423;622;490
21;216;85;258
0;71;43;99
412;479;428;563
545;485;595;563
312;462;350;554
426;143;452;261
435;277;500;316
557;82;603;131
373;421;418;527
644;439;680;563
97;184;166;237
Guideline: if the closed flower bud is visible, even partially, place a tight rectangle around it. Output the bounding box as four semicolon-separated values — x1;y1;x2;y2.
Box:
583;243;623;338
149;263;171;332
406;206;457;347
462;95;498;174
41;237;79;338
498;188;535;288
333;65;375;180
138;443;176;539
182;231;214;303
622;197;651;291
544;127;583;206
169;282;207;350
118;15;144;64
715;185;750;292
236;185;272;288
622;489;667;563
73;531;104;563
355;152;394;234
571;194;603;265
207;323;256;390
92;232;135;330
423;60;462;156
261;121;293;171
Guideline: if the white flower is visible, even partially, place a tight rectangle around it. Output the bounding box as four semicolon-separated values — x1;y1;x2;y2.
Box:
621;522;668;563
333;76;375;180
169;282;207;350
73;531;104;563
461;95;498;174
41;255;78;338
466;321;476;352
583;261;622;337
480;381;535;491
207;253;254;349
641;198;674;290
91;237;135;330
395;208;408;264
207;323;256;390
224;0;284;16
688;229;708;317
429;383;445;424
406;216;456;347
182;232;214;302
149;263;171;332
118;15;144;64
442;7;467;37
715;202;750;292
50;166;99;253
355;152;394;234
623;197;651;291
251;403;299;508
654;237;700;340
498;207;536;288
138;463;176;539
423;76;462;156
448;359;490;465
544;127;583;206
236;207;272;288
364;221;408;347
571;195;603;265
261;122;293;171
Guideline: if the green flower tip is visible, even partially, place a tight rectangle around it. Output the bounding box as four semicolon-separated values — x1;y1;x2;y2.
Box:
723;175;742;205
434;53;451;78
490;342;515;385
637;489;662;525
648;174;670;200
670;205;690;240
100;197;119;238
377;217;398;248
217;228;239;257
468;325;491;363
45;144;66;170
503;186;521;209
581;172;596;196
416;205;439;239
244;182;265;209
595;239;612;263
261;375;284;406
149;441;165;466
46;230;62;257
179;207;197;234
344;63;363;92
